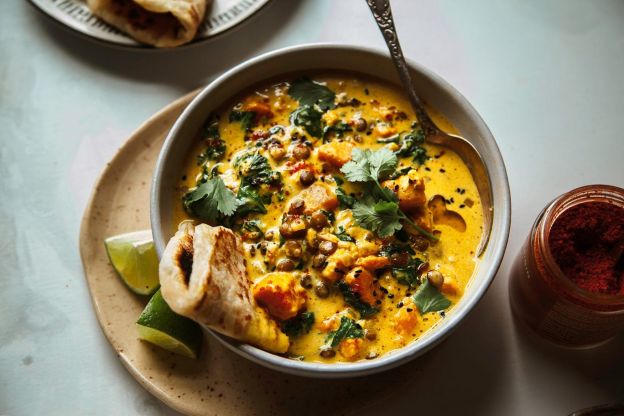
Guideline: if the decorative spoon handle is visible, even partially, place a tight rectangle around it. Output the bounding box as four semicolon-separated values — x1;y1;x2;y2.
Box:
365;0;438;136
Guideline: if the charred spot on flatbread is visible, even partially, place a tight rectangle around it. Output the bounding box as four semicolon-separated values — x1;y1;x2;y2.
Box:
176;232;194;285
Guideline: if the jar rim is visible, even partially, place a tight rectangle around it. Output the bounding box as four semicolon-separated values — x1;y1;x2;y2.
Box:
536;184;624;307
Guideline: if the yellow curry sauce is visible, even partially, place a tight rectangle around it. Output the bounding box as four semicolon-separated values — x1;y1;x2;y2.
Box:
173;73;483;363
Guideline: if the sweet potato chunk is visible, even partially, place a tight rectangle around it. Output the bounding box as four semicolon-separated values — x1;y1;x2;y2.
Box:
355;256;390;271
317;141;354;168
242;100;273;119
393;298;421;336
338;338;363;360
441;275;460;296
381;170;426;212
253;272;306;321
321;247;356;282
298;183;339;215
344;267;381;305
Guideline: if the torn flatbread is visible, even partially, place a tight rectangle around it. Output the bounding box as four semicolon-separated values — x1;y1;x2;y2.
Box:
86;0;208;48
159;221;289;353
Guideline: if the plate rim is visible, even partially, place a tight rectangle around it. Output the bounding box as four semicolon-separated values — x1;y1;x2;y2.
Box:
78;90;200;415
27;0;272;51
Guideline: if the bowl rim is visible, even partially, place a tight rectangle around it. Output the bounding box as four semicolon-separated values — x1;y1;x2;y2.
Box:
151;42;511;378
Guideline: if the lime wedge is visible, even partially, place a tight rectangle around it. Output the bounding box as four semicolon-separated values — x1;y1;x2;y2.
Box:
104;230;159;296
136;290;203;359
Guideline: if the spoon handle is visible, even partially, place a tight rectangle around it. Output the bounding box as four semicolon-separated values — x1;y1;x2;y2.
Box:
365;0;438;135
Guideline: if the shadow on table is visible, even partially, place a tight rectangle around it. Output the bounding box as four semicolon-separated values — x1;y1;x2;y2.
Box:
512;315;624;401
354;286;511;415
27;0;305;90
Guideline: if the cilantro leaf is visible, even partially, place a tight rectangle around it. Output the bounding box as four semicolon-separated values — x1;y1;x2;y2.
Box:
352;198;403;237
183;177;241;222
288;78;336;111
229;110;256;131
413;279;452;314
280;312;315;337
338;282;379;318
325;316;364;348
341;148;397;183
340;148;438;241
290;105;324;137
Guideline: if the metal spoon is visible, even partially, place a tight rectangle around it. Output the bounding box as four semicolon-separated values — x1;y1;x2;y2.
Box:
366;0;493;256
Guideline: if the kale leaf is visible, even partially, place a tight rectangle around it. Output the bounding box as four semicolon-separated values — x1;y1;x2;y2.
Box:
324;316;364;348
396;128;428;165
290;105;324;137
236;185;270;216
234;152;281;187
229;110;256;131
336;187;356;208
338;282;379;318
196;114;226;164
280;311;315;337
323;121;352;141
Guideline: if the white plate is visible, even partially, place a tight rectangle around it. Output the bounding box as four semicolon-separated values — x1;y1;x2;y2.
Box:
28;0;271;48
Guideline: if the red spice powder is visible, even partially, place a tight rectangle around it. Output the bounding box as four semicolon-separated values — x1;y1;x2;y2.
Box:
548;202;624;295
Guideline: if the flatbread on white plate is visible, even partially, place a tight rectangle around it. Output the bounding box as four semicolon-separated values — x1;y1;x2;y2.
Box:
86;0;209;47
159;222;289;353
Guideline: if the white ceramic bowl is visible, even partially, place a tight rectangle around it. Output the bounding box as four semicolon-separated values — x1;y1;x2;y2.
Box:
151;44;511;378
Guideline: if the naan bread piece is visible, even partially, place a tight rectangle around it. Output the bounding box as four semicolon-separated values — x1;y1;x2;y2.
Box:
86;0;208;48
159;222;289;353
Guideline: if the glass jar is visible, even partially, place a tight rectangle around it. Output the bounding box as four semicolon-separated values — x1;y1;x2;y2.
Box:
509;184;624;348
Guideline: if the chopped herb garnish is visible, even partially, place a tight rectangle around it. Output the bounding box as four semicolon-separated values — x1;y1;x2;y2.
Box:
241;220;264;237
281;311;315;337
412;279;451;314
335;226;355;242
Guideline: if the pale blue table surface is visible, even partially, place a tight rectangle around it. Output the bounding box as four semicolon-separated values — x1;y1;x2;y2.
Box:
1;0;624;415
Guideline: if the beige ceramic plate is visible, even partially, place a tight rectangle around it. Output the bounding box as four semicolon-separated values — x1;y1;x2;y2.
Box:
79;91;422;415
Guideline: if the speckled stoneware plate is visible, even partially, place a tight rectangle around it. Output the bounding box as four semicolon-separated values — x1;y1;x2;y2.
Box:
79;91;422;416
28;0;270;48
